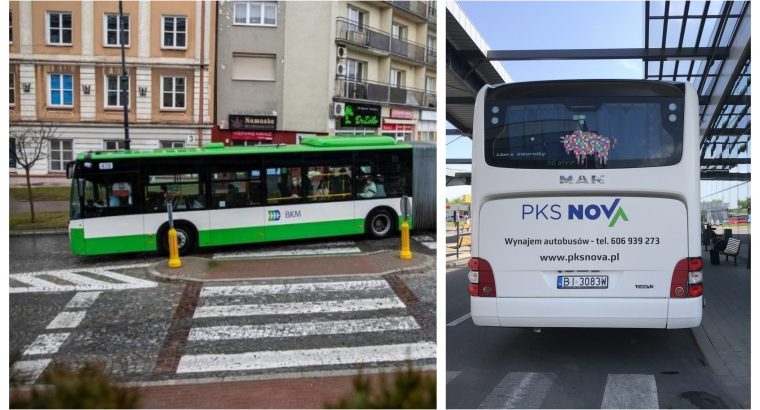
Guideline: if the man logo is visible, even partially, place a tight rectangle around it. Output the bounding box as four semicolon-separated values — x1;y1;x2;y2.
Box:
268;210;281;221
560;175;605;184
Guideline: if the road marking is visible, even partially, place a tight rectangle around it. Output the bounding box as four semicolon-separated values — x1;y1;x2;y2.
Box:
11;359;51;383
213;243;361;259
200;279;390;297
447;312;471;326
10;265;155;293
176;341;437;374
601;374;658;409
194;297;406;318
46;311;87;329
412;235;435;242
479;372;555;409
188;316;419;341
23;333;70;356
447;371;462;384
65;292;102;309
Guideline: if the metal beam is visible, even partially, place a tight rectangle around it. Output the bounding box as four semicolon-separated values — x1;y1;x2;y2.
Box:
447;96;476;105
486;47;730;61
704;127;750;136
701;157;751;166
446;129;466;135
446;158;472;164
700;171;751;181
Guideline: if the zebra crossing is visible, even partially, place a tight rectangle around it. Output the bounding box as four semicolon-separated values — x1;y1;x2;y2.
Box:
175;277;436;376
448;371;661;409
10;264;156;293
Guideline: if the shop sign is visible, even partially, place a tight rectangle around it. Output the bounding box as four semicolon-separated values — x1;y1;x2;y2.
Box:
232;131;274;141
390;108;414;120
229;115;277;131
420;109;436;121
381;123;414;131
341;103;381;127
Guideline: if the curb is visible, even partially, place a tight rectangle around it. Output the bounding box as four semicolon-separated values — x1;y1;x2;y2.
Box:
9;229;68;236
147;252;435;283
446;257;470;268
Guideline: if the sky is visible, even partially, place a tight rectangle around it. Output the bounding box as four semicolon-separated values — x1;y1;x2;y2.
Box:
446;1;648;199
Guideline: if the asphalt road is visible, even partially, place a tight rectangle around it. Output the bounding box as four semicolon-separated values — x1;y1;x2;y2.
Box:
10;234;436;385
446;266;737;409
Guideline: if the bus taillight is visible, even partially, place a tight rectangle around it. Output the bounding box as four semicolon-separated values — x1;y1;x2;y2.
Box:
468;257;496;298
671;257;703;298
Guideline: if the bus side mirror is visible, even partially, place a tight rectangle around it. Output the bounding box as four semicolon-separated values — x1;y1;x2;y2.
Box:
66;162;75;179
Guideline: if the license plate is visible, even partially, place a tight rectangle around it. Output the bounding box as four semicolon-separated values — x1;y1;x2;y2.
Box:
557;275;608;289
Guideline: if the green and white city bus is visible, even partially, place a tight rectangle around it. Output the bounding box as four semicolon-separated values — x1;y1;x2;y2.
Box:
67;136;413;256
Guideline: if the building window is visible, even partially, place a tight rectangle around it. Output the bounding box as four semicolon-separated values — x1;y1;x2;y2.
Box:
389;69;405;88
105;74;129;108
234;2;277;26
9;73;15;106
9;10;12;43
346;6;365;32
346;59;364;81
10;137;16;169
47;12;73;45
391;22;407;40
104;14;129;47
425;76;435;93
50;139;73;171
427;35;435;53
48;73;74;107
160;140;185;148
162;16;187;49
232;54;276;81
161;76;186;109
103;140;126;151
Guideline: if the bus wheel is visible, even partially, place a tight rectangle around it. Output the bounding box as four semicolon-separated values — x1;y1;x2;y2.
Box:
159;222;196;256
366;208;396;239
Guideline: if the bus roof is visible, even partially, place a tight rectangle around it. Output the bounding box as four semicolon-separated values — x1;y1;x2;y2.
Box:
75;135;411;161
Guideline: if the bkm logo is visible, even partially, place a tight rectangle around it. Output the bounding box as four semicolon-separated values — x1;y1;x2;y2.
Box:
268;210;281;221
522;198;629;228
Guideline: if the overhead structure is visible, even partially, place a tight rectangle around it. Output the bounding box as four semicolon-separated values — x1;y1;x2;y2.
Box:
444;1;751;181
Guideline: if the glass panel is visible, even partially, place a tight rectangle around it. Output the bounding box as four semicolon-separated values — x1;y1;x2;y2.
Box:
108;91;117;106
50;29;59;43
63;90;72;105
49;13;59;28
62;13;71;28
307;166;352;201
484;98;684;169
107;15;117;30
107;31;117;45
63;140;72;150
163;92;173;107
177;17;186;32
63;75;72;90
688;1;707;15
264;3;276;24
51;150;60;161
175;77;185;91
234;3;247;23
648;19;663;47
163;76;172;91
665;19;682;48
163;32;173;46
51;90;61;105
164;17;173;32
266;167;302;204
123;15;129;30
251;2;262;24
175;93;184;108
176;32;186;47
669;1;686;16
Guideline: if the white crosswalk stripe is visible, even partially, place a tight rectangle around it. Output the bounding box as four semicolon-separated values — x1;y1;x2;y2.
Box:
180;277;436;376
10;264;155;293
412;235;437;249
470;371;662;409
11;359;52;383
212;241;360;259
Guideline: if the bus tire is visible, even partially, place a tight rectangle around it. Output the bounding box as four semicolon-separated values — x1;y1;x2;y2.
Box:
366;207;396;239
158;222;197;256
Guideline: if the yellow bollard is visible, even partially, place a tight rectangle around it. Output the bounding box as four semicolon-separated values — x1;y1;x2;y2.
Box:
167;227;182;268
400;219;412;260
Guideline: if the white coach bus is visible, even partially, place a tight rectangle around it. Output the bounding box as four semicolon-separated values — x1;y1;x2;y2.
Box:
468;80;703;329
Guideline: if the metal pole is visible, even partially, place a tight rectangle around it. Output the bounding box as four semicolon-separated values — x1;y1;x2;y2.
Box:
119;0;130;150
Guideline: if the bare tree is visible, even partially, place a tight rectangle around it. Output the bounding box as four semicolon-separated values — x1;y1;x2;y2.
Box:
11;122;59;222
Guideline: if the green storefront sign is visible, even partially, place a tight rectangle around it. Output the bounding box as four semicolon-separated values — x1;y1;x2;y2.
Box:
341;103;381;127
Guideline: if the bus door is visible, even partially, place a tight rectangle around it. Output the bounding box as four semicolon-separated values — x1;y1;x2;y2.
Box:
80;171;146;254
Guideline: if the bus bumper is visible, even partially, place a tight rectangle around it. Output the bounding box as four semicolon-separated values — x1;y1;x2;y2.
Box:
472;297;687;328
666;296;703;328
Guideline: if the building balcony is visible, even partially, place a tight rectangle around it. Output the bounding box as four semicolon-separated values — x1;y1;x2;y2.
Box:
427;3;437;26
386;1;429;21
336;18;435;67
335;77;436;109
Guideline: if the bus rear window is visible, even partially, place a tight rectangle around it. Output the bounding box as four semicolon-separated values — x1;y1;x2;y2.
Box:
484;98;684;168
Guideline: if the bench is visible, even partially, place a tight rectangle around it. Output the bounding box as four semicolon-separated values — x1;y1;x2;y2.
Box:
720;238;741;265
458;234;472;249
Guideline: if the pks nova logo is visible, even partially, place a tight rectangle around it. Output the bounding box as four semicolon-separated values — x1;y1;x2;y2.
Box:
521;198;629;228
268;210;281;221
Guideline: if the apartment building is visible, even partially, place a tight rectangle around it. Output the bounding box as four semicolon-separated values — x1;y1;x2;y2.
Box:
9;1;215;176
213;1;436;145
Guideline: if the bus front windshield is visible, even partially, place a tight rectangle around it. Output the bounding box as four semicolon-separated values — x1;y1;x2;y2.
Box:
484;97;684;169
